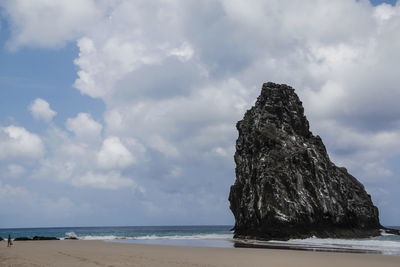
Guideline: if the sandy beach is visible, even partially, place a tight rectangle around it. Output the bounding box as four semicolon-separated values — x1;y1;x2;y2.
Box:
0;240;399;267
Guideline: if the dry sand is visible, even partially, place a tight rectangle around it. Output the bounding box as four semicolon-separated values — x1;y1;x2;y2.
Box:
0;240;399;267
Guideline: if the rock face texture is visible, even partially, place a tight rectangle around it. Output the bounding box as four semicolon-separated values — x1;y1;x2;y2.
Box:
229;82;381;240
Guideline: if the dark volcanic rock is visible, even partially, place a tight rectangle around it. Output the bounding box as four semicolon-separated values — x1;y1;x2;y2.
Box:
32;236;59;240
64;236;78;240
14;237;32;241
229;82;381;240
14;236;60;241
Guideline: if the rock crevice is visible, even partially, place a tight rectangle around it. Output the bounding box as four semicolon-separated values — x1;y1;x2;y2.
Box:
229;82;381;240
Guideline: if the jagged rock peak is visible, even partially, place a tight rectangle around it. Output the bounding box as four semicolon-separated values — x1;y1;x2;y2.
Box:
254;82;311;138
229;82;381;240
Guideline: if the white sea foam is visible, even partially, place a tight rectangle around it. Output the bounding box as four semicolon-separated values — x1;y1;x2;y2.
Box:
80;235;125;240
65;232;77;238
134;234;233;240
380;229;397;236
63;230;400;255
274;236;400;255
76;233;233;241
231;230;400;255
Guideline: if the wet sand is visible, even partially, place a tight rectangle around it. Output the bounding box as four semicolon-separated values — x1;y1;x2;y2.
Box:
0;240;399;267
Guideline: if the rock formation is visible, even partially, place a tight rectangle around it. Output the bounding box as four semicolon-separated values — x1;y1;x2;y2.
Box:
14;237;32;241
229;82;382;240
13;236;60;241
32;236;59;240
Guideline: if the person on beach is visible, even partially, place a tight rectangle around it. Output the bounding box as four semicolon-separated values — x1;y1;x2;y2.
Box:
7;234;12;247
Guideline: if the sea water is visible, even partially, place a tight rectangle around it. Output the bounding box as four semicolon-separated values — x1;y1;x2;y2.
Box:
0;225;233;247
1;225;399;255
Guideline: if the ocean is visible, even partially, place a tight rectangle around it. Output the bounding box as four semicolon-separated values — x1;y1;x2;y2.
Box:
1;225;399;255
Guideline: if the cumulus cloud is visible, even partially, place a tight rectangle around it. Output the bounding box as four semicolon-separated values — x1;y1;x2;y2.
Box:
0;0;103;50
29;125;139;190
66;113;102;140
97;137;135;169
0;126;44;160
103;78;252;162
29;98;57;122
374;3;397;21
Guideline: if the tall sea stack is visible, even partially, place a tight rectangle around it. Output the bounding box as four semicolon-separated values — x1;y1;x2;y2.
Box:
229;82;381;240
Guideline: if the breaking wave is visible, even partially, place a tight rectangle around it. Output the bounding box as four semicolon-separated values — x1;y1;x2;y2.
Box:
73;233;233;241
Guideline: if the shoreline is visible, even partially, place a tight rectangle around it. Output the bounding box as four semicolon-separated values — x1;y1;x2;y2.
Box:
1;240;399;267
232;239;382;254
110;238;393;255
4;233;400;255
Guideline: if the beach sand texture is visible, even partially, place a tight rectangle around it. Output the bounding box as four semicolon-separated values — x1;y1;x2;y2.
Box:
1;240;399;267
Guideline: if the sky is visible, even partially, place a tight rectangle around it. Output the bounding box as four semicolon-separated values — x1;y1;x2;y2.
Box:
0;0;399;228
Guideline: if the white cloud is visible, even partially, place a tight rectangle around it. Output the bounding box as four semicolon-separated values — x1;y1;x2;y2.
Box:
0;126;45;160
97;137;135;169
73;171;136;190
168;42;194;62
73;32;168;98
0;0;103;50
148;135;180;158
374;3;397;21
29;98;57;122
302;80;346;118
66;113;102;140
103;78;252;161
72;1;195;99
27;124;142;191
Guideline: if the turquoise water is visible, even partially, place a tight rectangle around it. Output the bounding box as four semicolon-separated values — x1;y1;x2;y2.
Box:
1;225;400;254
0;225;233;242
